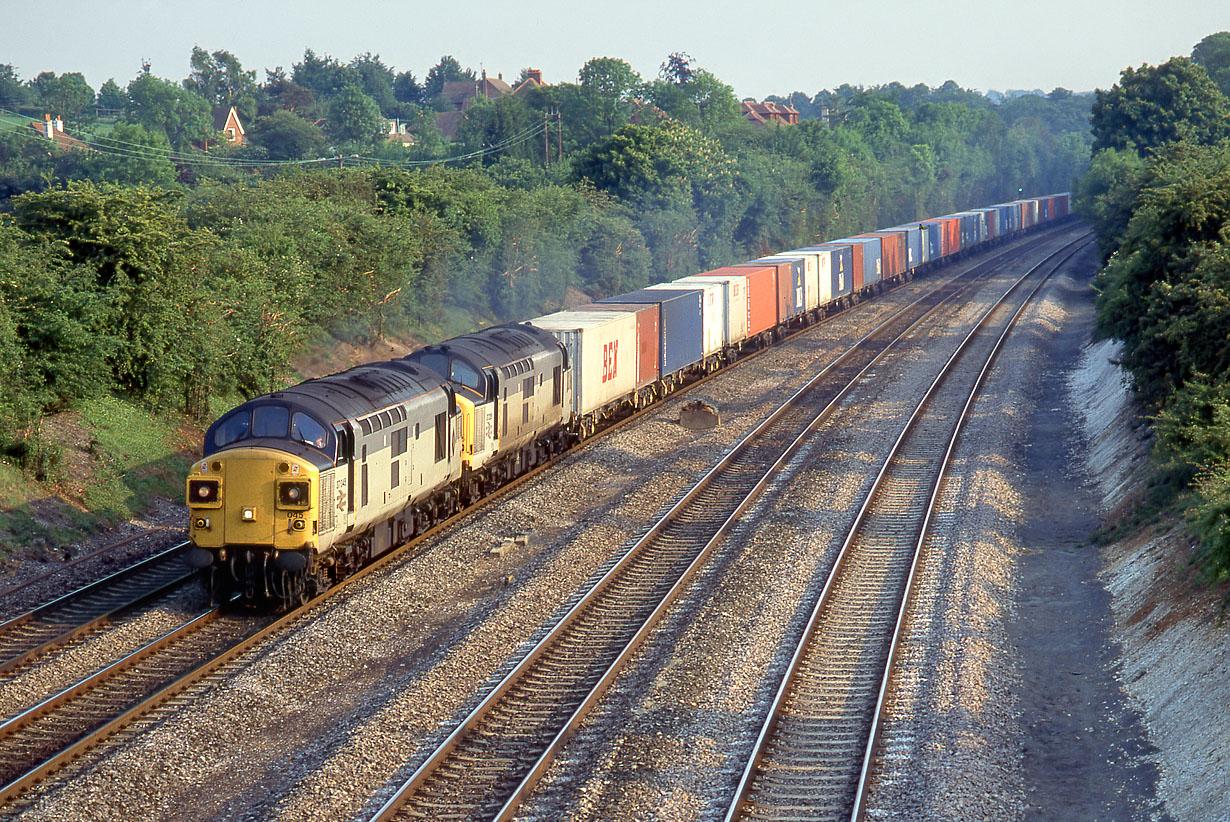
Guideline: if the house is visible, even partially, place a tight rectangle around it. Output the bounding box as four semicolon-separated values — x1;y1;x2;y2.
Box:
436;69;548;140
741;100;799;126
212;106;245;146
28;114;87;151
382;119;418;147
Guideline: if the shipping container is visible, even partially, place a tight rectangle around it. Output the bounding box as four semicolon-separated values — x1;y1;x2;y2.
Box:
737;257;804;324
1014;199;1038;228
1055;192;1070;218
529;310;639;420
835;236;882;286
761;250;822;313
801;244;855;298
675;273;748;349
859;231;907;279
597;288;703;377
896;221;942;262
885;225;924;269
920;217;961;257
973;208;999;239
645;281;725;358
575;302;659;389
699;265;778;337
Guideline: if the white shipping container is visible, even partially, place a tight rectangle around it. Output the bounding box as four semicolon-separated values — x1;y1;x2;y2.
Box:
675;274;749;349
645;281;724;357
529;310;638;419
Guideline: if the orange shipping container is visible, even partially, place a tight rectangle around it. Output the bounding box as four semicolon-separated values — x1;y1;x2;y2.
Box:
859;232;907;279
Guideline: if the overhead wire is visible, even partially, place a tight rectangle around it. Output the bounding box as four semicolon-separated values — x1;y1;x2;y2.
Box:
0;106;554;171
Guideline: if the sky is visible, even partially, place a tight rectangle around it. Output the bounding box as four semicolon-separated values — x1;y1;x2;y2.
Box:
3;0;1229;100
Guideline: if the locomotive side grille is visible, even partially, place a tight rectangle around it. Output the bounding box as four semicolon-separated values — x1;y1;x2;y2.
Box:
475;406;487;453
320;472;335;533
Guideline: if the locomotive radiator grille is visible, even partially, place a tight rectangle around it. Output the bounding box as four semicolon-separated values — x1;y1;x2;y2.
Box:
319;473;335;533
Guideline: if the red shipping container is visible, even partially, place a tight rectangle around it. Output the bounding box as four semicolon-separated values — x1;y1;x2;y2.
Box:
576;302;660;388
921;218;961;256
733;259;795;325
846;242;865;291
702;265;777;337
859;232;907;279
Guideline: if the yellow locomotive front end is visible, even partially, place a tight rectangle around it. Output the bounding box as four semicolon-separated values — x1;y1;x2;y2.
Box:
186;447;321;602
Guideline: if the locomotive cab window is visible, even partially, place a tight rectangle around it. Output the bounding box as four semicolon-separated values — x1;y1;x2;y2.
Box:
291;412;329;450
253;406;289;438
213;410;250;448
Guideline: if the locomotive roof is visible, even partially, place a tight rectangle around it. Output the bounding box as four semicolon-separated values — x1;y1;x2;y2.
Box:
410;323;561;371
260;358;450;426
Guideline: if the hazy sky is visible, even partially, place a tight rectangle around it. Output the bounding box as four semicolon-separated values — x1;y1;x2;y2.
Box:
4;1;1228;99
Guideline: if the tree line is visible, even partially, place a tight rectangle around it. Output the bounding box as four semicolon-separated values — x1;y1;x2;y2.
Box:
1075;32;1230;583
0;49;1091;480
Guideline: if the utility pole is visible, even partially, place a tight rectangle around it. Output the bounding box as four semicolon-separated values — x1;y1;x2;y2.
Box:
556;110;562;164
544;110;551;167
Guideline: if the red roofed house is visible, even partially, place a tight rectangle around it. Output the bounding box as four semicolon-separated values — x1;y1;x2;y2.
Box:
213;106;245;146
741;100;799;126
28;115;88;151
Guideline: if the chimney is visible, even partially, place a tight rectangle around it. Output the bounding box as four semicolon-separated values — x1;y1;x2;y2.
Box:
44;113;53;139
55;117;64;132
528;69;542;84
498;72;502;81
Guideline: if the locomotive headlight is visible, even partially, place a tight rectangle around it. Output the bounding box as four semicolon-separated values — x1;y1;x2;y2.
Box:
187;478;222;508
276;480;311;510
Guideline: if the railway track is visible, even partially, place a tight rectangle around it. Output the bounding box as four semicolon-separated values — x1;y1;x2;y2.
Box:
0;225;1075;816
0;544;193;680
366;228;1086;821
724;238;1091;822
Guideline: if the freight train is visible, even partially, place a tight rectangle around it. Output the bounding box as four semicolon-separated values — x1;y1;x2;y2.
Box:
185;193;1071;606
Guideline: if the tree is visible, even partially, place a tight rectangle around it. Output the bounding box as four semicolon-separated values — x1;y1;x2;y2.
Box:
1192;31;1230;98
577;57;642;137
326;86;384;144
659;52;695;85
96;78;126;111
261;71;315;114
293;49;361;100
457;94;538;165
1090;57;1230;153
393;70;423;107
184;47;259;119
0;64;30;108
29;72;95;120
349;53;397;116
247;110;328;160
125;72;213;147
86;122;177;186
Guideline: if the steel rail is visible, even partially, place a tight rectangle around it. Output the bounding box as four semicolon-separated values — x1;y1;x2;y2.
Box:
0;543;193;678
725;235;1091;822
367;227;1083;822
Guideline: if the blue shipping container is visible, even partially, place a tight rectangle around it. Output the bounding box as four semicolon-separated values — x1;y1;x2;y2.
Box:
597;288;703;376
835;237;882;286
886;226;923;270
798;245;854;299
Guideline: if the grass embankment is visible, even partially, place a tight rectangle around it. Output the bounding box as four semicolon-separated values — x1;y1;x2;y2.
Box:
0;396;199;566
